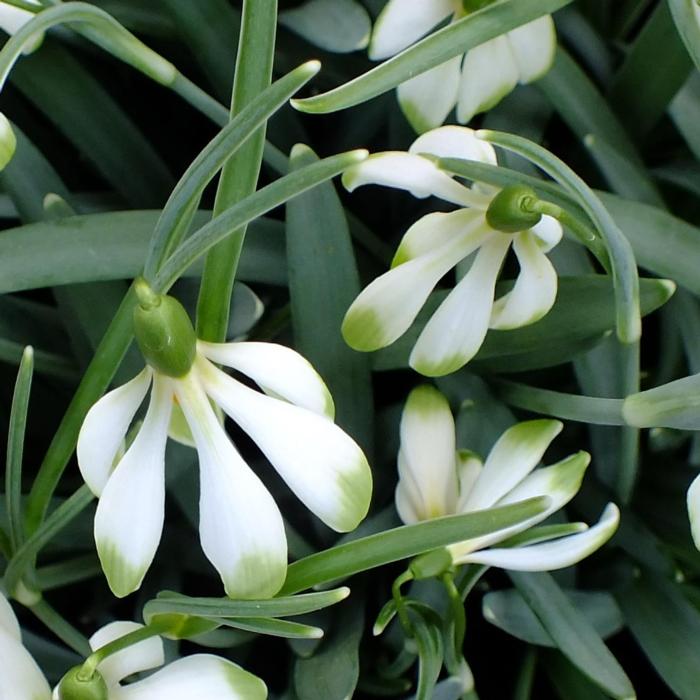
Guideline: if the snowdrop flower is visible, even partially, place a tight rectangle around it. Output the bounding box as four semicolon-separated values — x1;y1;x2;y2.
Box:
396;386;619;570
52;620;266;700
77;280;372;599
0;0;43;53
369;1;556;132
0;591;52;700
342;125;563;377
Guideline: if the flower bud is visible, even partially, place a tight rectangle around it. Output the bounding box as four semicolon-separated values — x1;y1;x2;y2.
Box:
485;184;542;233
133;278;196;377
55;667;108;700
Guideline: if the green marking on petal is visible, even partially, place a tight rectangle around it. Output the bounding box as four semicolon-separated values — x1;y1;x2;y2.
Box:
411;352;469;378
222;661;268;698
97;539;148;598
220;552;287;600
341;305;388;352
333;453;373;532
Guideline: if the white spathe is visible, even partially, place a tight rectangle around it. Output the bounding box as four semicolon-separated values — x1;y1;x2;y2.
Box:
342;126;563;377
369;1;557;131
77;340;372;600
395;386;618;571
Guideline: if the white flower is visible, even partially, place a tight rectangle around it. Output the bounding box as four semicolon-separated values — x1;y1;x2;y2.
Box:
342;125;562;377
396;385;619;570
78;337;372;599
369;0;556;132
0;0;43;53
51;620;267;699
0;591;52;700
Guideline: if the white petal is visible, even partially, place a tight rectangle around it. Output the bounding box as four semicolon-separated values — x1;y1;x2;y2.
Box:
90;621;164;687
460;503;619;570
94;374;171;598
392;207;486;267
457;36;519;123
395;464;421;525
0;592;20;640
369;0;454;60
174;370;287;599
116;655;266;700
688;472;700;550
0;629;51;700
529;213;562;252
197;341;334;418
409;233;510;376
409;125;498;165
398;57;461;133
342;152;485;207
397;385;458;521
77;368;152;497
343;221;490;352
497;451;590;515
489;230;558;330
463;419;563;511
199;358;372;533
455;450;483;512
507;16;557;84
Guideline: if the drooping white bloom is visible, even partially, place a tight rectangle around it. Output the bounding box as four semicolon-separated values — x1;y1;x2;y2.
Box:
396;385;619;570
0;592;52;700
0;0;43;53
50;620;267;699
342;125;562;377
369;0;556;132
77;339;372;600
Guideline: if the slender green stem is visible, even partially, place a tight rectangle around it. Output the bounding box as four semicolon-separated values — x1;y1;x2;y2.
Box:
492;378;626;426
391;570;415;638
617;340;641;504
36;555;102;591
196;0;277;342
6;485;94;598
6;346;33;552
29;598;91;656
442;573;466;663
523;197;611;272
25;288;135;533
79;626;160;680
456;564;488;602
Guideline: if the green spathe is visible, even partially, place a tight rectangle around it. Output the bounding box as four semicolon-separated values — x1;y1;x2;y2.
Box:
133;278;197;377
486;185;542;233
55;667;108;700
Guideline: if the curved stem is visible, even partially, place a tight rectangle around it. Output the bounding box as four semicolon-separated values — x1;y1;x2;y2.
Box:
78;625;160;680
29;598;91;656
391;570;415;638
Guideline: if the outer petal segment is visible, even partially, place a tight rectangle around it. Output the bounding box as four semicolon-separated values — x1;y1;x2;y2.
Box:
457;36;519;123
369;0;454;60
342;152;485;207
410;233;510;376
197;341;334;418
175;369;287;599
463;419;563;511
507;16;556;84
409;125;498;165
397;385;458;522
116;655;267;700
489;230;558;330
398;57;461;134
94;374;171;598
90;621;164;688
77;368;152;497
199;358;371;534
